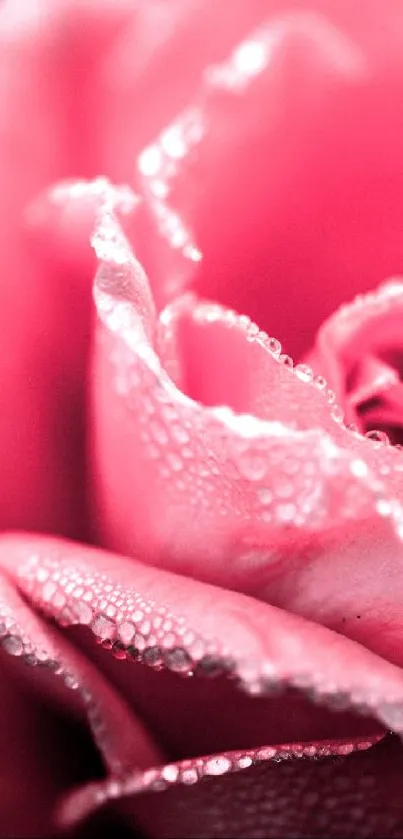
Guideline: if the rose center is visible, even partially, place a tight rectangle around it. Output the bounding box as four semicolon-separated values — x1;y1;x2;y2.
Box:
346;353;403;444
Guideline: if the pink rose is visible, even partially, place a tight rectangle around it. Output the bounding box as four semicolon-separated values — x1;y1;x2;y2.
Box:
3;1;403;837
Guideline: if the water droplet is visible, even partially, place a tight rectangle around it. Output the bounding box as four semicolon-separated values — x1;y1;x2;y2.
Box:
42;581;57;602
330;404;344;423
350;459;368;478
257;487;272;505
92;615;116;641
237;451;267;481
337;742;354;755
237;755;253;769
24;654;38;667
376;498;392;517
166;452;183;472
196;655;227;678
171;425;190;445
118;620;135;645
64;673;79;690
279;354;293;368
313;375;327;390
2;635;23;656
181;768;199;785
276;503;296;523
267;337;281;356
257;746;277;760
276;481;294;499
327;389;336;404
140;619;151;636
295;364;313;383
144;646;163;666
165;647;192;673
204;756;231;776
112;641;127;660
73;601;93;625
365;429;389;444
162;765;179;783
150;420;169;446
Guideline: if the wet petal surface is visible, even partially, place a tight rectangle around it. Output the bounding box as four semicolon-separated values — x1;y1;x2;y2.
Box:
88;197;403;668
129;1;403;358
6;532;403;837
308;280;403;444
72;736;403;839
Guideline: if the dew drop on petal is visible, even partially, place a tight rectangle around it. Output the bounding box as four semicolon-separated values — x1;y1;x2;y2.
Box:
313;375;328;390
118;621;135;645
237;451;267;481
327;389;336;404
295;364;313;383
72;601;93;625
204;756;231;776
165;647;192;673
365;429;390;444
92;615;116;641
1;635;23;656
279;354;293;368
166;452;183;473
267;337;282;356
330;404;344;423
256;487;273;505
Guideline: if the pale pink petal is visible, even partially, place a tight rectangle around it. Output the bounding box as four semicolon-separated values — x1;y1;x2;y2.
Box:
8;532;403;738
128;1;403;358
88;199;403;667
307;280;403;438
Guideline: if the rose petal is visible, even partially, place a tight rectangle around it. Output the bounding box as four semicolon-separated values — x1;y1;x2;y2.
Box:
9;533;403;834
74;736;403;839
0;561;165;837
9;532;403;742
88;199;403;667
95;0;273;178
156;291;341;425
127;1;403;357
308;280;403;431
0;568;163;771
0;648;96;838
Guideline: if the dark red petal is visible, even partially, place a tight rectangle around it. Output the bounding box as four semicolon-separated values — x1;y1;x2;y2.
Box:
0;648;88;838
62;733;384;834
75;737;403;839
0;564;163;836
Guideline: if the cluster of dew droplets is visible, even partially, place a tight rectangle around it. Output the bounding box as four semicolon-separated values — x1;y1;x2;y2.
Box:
0;583;125;771
61;733;381;829
243;313;398;444
111;290;403;564
18;555;237;681
18;553;403;740
189;300;389;438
